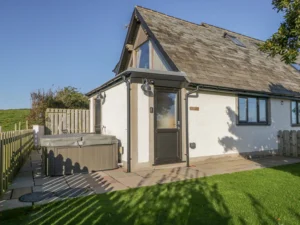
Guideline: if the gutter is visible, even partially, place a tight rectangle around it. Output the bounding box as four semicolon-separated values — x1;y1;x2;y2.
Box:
86;70;131;97
122;76;131;173
188;83;300;100
185;85;200;167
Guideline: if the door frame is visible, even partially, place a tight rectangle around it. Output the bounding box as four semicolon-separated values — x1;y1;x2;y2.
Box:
153;86;182;165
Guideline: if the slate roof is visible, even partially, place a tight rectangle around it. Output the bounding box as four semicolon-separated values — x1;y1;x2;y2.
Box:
135;6;300;96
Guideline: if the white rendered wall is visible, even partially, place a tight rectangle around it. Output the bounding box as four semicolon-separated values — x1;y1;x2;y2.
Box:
101;83;128;161
188;91;299;158
137;84;150;163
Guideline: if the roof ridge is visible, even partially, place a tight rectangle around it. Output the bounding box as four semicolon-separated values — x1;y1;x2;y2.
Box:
135;5;265;43
135;5;201;28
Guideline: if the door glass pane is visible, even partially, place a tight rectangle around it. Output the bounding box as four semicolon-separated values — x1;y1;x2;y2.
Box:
292;101;297;124
238;98;247;121
259;99;267;122
157;92;177;129
248;98;257;122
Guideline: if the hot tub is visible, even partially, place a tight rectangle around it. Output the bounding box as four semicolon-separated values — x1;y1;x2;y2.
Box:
40;134;119;176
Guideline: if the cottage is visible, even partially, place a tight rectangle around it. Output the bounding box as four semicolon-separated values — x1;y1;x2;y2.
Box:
86;6;300;172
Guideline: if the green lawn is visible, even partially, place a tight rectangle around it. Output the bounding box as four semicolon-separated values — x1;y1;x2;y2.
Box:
1;163;300;225
0;109;30;131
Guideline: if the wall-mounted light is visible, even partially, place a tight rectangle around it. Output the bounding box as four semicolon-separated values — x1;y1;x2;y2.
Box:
141;79;152;92
96;92;105;100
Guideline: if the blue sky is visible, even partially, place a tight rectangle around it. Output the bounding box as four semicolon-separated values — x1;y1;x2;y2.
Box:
0;0;283;109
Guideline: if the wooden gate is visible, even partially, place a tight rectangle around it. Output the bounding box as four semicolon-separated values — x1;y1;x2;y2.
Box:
45;108;90;135
278;130;300;157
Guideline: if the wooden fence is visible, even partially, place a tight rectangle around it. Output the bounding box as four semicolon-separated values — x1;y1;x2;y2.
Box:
278;130;300;157
45;108;90;135
0;129;34;195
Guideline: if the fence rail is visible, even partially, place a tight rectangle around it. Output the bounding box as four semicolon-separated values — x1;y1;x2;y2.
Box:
0;129;34;195
278;130;300;157
45;108;90;135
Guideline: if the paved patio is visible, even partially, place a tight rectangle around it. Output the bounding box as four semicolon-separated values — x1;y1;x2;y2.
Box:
1;150;300;211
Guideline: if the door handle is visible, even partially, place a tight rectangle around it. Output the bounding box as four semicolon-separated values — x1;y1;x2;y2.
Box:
177;121;181;129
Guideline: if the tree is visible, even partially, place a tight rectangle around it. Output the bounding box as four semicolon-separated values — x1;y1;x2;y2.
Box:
55;87;89;109
259;0;300;64
27;86;89;126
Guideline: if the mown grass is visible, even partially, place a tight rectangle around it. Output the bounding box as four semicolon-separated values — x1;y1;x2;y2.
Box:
1;163;300;225
0;109;30;131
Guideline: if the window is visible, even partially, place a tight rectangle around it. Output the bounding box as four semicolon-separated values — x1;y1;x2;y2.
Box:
238;97;268;124
291;101;300;125
136;41;149;69
225;33;246;47
152;43;171;71
291;63;300;71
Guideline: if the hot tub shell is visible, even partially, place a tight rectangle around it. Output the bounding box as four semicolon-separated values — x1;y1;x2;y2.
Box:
40;134;119;176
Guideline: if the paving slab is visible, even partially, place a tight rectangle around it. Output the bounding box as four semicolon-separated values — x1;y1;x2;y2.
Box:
11;187;32;199
91;182;128;194
33;168;45;179
134;170;155;178
176;167;205;179
67;177;91;188
32;186;43;192
34;176;66;186
37;182;69;193
86;171;110;181
15;171;33;178
156;174;187;184
134;168;179;178
34;177;69;192
19;164;33;172
8;178;34;190
55;187;94;198
0;190;12;200
103;170;138;179
114;175;159;188
30;152;42;161
0;199;32;211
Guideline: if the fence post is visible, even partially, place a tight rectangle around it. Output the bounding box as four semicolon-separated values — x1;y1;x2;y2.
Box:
297;131;300;157
291;130;297;157
26;120;28;130
283;130;289;156
0;133;3;196
0;126;2;133
278;131;283;156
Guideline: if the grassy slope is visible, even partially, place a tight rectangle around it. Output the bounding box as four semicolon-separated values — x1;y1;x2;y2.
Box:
0;109;30;131
1;163;300;225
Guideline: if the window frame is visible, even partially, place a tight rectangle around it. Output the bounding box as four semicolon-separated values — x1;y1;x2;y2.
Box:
237;96;269;126
135;40;150;69
291;100;300;126
226;34;246;48
291;63;300;72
